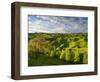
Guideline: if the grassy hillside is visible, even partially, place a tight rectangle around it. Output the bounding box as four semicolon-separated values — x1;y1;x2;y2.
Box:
28;33;88;66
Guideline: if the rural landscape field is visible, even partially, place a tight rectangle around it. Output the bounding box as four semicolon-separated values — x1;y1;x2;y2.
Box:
28;15;88;66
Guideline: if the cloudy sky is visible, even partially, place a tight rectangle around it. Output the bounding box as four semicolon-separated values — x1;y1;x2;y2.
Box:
28;15;88;33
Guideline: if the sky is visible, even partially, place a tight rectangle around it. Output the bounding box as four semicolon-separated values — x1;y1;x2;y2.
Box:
28;15;88;33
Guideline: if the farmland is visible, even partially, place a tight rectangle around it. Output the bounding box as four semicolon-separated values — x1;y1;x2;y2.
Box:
28;33;88;66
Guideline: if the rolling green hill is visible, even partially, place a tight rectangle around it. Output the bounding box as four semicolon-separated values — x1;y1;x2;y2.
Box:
28;33;88;66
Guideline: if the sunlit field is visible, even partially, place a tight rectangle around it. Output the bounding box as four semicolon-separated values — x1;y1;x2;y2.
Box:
28;33;88;66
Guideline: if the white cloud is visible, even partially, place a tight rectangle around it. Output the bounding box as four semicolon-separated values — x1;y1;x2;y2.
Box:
28;15;88;33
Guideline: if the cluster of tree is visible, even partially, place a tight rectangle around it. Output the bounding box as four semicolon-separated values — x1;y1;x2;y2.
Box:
28;33;88;65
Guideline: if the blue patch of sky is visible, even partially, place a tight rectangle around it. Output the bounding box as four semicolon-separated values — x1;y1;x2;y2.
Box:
28;15;88;33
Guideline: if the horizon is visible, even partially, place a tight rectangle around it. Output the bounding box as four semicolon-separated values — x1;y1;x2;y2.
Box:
28;32;87;34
